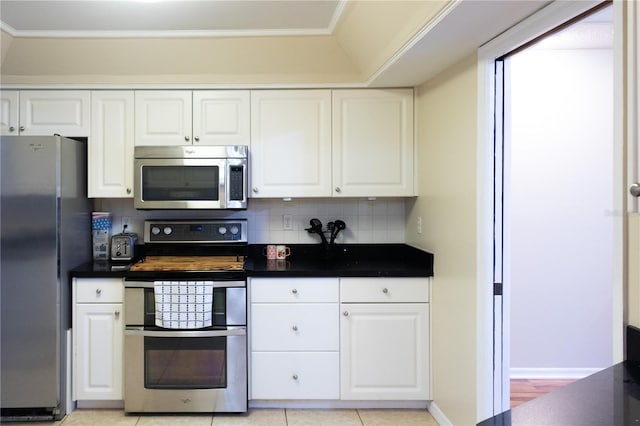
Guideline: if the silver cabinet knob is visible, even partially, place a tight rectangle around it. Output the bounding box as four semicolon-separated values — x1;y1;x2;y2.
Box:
19;125;25;132
184;136;190;142
114;311;120;319
252;187;258;193
335;187;341;193
291;288;298;294
382;288;389;294
631;183;640;197
292;325;298;331
8;126;15;132
194;136;200;142
96;288;102;295
343;311;349;316
126;188;131;194
292;374;298;380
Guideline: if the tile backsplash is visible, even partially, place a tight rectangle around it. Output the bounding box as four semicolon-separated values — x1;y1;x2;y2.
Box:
95;198;406;244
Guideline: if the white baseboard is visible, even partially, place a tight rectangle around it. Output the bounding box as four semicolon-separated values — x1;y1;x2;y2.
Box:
510;367;604;379
249;400;428;409
426;401;452;426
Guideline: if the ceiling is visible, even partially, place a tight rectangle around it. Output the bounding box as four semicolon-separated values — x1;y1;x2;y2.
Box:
0;0;345;37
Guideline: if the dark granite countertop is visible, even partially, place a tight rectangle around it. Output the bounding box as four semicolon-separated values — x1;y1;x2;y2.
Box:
478;327;640;425
70;244;434;279
478;361;640;426
244;244;433;277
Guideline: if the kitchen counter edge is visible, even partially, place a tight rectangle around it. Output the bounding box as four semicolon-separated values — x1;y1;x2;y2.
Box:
70;244;434;279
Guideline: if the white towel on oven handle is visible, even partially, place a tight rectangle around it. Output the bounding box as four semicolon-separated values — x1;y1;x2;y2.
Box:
153;280;214;329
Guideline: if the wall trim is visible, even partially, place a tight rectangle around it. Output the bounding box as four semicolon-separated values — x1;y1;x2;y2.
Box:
426;401;452;426
510;368;604;380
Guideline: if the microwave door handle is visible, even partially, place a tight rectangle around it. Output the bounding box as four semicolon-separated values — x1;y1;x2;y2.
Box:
124;327;246;338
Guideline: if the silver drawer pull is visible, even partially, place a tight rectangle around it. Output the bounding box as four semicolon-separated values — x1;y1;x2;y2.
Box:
292;325;298;331
343;311;349;317
114;311;120;319
292;374;298;380
96;288;102;295
291;288;298;294
382;288;389;294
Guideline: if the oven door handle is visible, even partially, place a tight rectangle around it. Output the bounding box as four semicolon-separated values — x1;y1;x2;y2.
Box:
124;280;246;289
124;326;246;338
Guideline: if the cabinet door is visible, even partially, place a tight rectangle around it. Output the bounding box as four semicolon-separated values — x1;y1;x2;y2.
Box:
332;89;414;197
89;91;134;198
340;303;429;400
135;91;192;145
19;91;90;136
74;303;123;400
250;90;332;197
0;90;19;135
193;90;250;145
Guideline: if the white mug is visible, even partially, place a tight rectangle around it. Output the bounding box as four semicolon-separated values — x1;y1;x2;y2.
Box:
276;245;291;260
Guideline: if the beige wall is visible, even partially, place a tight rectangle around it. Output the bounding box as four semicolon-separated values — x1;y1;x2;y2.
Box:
1;30;13;67
0;35;361;85
407;54;478;425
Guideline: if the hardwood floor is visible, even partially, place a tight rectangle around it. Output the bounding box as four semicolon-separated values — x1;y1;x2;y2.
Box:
510;379;576;408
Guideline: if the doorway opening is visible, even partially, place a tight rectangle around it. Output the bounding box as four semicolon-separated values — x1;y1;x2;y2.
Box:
491;2;615;412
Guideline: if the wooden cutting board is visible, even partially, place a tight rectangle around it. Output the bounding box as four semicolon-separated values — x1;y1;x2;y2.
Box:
129;256;245;272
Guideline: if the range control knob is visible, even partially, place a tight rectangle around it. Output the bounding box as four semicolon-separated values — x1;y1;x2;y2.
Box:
230;226;239;235
163;226;173;235
151;226;161;235
218;226;227;235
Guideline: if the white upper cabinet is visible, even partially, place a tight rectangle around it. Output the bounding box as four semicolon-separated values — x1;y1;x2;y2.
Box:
1;90;90;136
89;91;135;198
135;90;250;146
135;91;192;146
193;91;250;145
0;90;19;135
332;89;415;197
250;90;332;198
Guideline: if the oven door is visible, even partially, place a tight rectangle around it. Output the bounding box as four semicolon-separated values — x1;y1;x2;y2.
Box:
134;157;227;210
124;327;247;413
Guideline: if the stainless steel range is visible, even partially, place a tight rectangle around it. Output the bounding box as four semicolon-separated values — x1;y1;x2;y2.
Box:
123;219;247;414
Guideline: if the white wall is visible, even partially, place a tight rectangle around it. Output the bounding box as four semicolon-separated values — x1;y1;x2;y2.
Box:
508;46;613;374
95;198;406;245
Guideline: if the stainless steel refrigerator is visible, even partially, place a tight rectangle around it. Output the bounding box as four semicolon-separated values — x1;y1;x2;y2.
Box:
1;135;91;421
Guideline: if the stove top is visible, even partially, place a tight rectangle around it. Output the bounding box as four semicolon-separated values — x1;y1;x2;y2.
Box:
132;219;248;275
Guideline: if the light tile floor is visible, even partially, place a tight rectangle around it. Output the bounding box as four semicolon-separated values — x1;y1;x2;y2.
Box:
2;408;438;426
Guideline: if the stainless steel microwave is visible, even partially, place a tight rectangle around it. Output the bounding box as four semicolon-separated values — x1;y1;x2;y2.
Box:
134;145;248;210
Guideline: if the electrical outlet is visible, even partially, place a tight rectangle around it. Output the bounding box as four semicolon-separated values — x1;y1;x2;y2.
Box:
417;216;422;234
283;214;293;230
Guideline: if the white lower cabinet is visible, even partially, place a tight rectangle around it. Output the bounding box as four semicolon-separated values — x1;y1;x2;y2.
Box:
249;278;339;399
249;276;430;403
340;278;430;401
72;278;123;401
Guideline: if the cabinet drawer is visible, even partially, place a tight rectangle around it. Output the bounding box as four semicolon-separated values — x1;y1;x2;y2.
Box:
251;352;339;399
75;278;124;303
251;304;338;351
340;278;429;303
250;278;338;303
